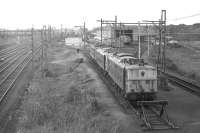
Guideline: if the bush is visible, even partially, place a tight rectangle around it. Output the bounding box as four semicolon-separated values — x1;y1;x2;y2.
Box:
65;85;83;105
20;100;49;129
43;69;56;77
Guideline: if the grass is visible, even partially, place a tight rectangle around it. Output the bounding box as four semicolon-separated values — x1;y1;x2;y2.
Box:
148;45;200;82
18;81;123;133
16;47;124;133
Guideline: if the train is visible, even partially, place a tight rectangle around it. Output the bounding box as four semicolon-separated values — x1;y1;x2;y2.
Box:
88;45;157;101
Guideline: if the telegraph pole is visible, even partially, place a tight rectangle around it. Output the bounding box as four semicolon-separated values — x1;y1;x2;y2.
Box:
45;25;48;71
40;28;43;74
49;25;51;43
61;24;63;41
119;22;122;48
42;26;45;77
83;22;86;47
115;16;117;47
42;25;48;77
157;10;167;73
157;10;167;90
31;26;34;72
147;25;150;56
97;18;116;46
162;10;167;73
101;19;103;45
113;16;117;47
138;21;141;59
142;10;167;90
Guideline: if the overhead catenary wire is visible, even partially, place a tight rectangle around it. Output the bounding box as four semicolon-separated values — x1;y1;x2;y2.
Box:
168;12;200;22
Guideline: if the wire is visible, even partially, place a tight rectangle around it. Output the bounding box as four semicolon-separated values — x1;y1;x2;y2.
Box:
169;12;200;21
166;33;200;35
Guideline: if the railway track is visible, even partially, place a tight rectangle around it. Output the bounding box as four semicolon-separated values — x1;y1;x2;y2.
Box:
83;50;178;130
0;48;29;75
0;45;28;59
0;45;42;103
0;45;29;64
137;101;177;130
163;72;200;95
0;44;26;56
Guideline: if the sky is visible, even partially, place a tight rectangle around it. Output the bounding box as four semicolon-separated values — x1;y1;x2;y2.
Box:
1;0;200;30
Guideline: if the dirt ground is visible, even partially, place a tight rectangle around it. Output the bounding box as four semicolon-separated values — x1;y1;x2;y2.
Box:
158;85;200;133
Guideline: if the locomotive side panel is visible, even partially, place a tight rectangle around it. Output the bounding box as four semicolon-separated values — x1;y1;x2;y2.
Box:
107;57;125;90
95;49;105;70
89;45;96;59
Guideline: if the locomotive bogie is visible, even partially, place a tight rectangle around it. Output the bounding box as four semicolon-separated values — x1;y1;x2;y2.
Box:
126;92;156;101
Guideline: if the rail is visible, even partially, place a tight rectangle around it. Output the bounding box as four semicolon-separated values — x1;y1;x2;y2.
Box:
0;48;29;74
84;50;178;130
0;45;42;103
0;44;25;56
163;72;200;95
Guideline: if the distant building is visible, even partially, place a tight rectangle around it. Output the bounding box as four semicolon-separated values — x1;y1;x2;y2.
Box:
93;25;157;47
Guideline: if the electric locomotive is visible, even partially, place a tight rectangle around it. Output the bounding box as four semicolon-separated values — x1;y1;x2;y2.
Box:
107;53;157;101
88;45;157;101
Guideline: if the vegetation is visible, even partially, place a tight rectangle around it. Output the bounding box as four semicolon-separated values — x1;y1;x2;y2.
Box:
167;23;200;41
16;47;124;133
148;45;200;82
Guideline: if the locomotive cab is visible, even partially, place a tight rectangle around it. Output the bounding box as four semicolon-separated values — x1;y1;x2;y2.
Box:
125;64;157;101
118;56;157;101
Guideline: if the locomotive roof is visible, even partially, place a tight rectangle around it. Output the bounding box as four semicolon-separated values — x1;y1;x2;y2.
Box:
96;47;109;51
109;54;155;69
93;47;155;69
120;56;137;60
116;53;135;57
